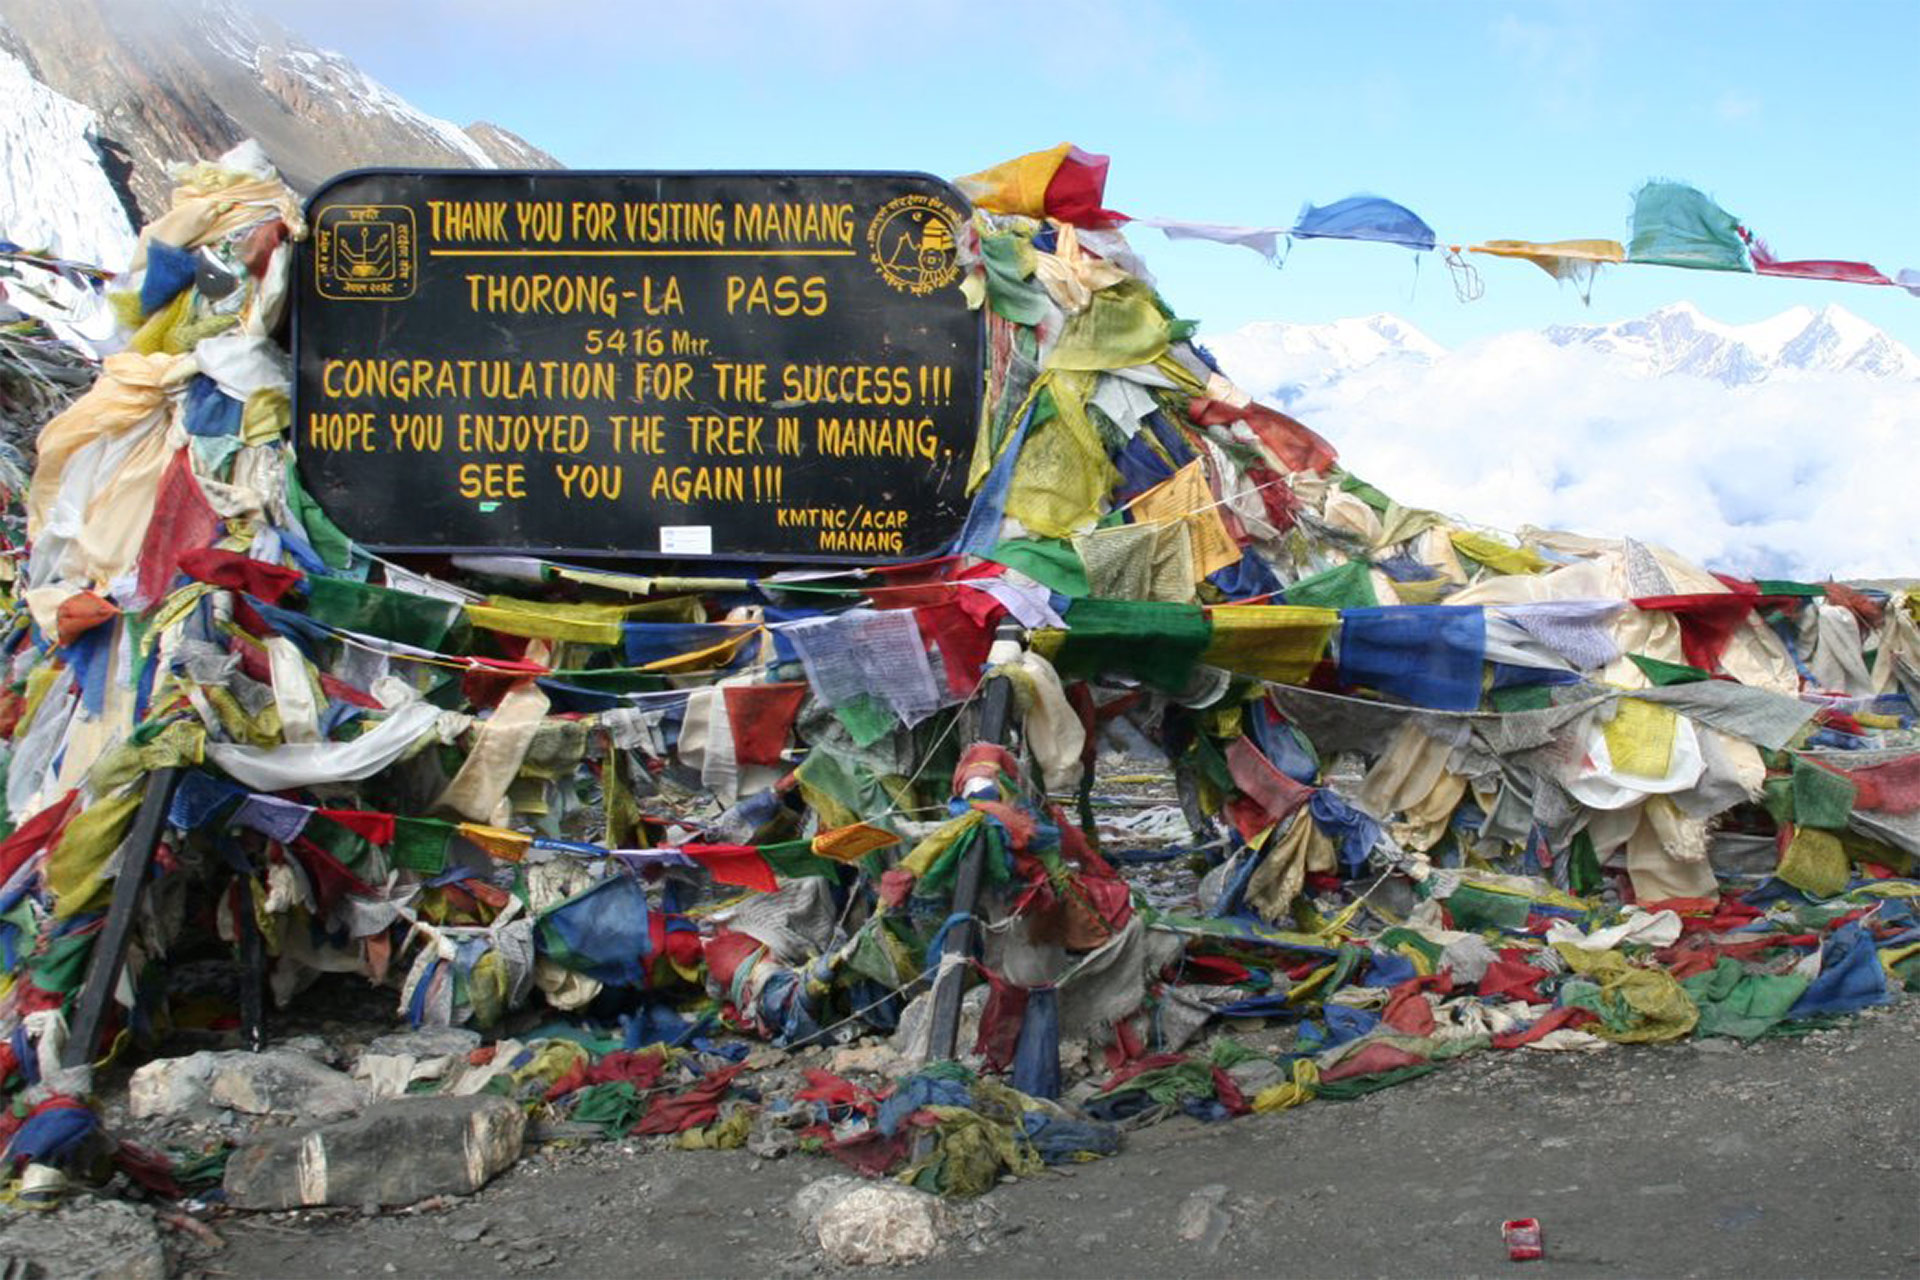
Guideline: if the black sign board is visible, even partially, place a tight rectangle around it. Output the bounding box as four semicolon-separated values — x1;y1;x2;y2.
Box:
293;170;980;561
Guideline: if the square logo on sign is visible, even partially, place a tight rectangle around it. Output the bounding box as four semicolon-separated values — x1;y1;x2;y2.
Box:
314;205;417;300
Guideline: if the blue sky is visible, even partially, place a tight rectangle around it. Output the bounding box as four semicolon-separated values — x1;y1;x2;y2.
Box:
255;0;1920;350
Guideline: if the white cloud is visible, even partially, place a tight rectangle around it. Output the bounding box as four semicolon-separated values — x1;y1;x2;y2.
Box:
1715;89;1762;123
1214;330;1920;581
1489;7;1605;123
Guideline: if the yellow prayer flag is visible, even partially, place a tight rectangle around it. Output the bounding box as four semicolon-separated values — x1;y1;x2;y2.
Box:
641;628;759;673
955;144;1072;218
900;811;984;878
812;823;902;864
1450;530;1549;576
1469;238;1625;282
1131;459;1241;580
457;822;532;863
1604;697;1676;780
1201;605;1338;684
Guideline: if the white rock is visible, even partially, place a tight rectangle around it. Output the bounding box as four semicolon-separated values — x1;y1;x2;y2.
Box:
812;1183;947;1267
828;1042;905;1077
132;1049;366;1123
208;1050;364;1120
128;1052;219;1120
889;986;987;1067
1175;1183;1232;1254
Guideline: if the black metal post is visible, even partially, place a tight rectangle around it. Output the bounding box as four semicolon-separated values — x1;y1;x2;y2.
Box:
61;767;182;1068
236;879;267;1052
926;621;1021;1062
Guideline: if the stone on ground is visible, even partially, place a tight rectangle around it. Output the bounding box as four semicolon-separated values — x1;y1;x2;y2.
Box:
129;1049;363;1122
0;1197;167;1279
793;1175;947;1267
222;1094;525;1209
1175;1183;1232;1254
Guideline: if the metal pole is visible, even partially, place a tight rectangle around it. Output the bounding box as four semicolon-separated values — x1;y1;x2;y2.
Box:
62;767;182;1068
236;875;268;1052
926;621;1022;1062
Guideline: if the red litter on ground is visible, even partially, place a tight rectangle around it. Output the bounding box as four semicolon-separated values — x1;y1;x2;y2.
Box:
1503;1219;1544;1262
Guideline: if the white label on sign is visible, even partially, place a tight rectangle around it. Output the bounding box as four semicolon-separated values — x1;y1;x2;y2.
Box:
659;525;713;555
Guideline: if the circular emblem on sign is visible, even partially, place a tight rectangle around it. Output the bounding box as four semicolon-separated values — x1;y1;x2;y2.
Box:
867;195;961;295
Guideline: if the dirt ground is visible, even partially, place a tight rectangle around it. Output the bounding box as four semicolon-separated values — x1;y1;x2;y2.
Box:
166;992;1920;1280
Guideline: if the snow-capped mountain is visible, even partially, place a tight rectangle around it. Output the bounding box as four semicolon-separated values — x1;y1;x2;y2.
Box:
1209;302;1920;406
1202;314;1443;407
0;38;137;268
0;0;558;240
1545;301;1920;384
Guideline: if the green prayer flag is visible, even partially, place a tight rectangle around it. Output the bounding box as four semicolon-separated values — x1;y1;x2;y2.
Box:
984;538;1089;598
1376;926;1446;969
1313;1063;1439;1099
1282;560;1377;612
26;928;95;996
1055;598;1212;692
1627;181;1753;272
304;815;373;869
979;233;1051;326
1445;883;1532;932
794;748;900;834
569;1081;648;1137
393;816;454;874
1569;828;1604;896
1490;685;1555;713
285;458;355;570
1682;957;1810;1040
1191;732;1234;794
758;839;843;880
833;694;898;748
306;576;464;651
1791;755;1857;830
1629;653;1710;686
1336;472;1395;514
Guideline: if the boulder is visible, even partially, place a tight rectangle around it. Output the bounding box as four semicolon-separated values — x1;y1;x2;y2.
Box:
793;1175;947;1267
128;1052;220;1121
207;1050;364;1121
223;1094;525;1209
129;1049;363;1123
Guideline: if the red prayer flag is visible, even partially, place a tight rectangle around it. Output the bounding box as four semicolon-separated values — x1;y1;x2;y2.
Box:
914;601;994;699
721;682;807;767
1226;737;1314;826
287;836;377;913
1631;593;1758;672
682;844;778;893
315;808;397;846
135;449;222;608
177;546;303;604
1043;145;1126;227
633;1065;743;1134
1747;237;1892;286
0;789;80;884
1188;397;1338;475
1490;1006;1597;1050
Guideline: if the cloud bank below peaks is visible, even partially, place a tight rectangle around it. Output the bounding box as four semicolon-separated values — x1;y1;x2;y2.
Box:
1204;307;1920;582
